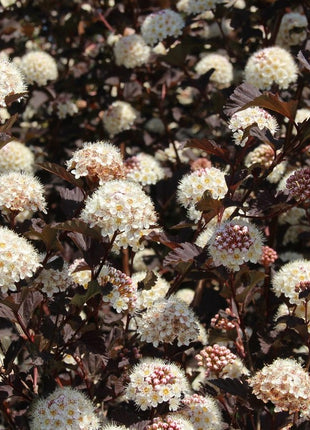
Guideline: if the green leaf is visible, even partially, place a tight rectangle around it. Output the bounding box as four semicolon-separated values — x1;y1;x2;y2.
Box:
71;279;102;306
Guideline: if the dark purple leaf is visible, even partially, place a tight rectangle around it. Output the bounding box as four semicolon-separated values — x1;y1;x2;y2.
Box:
36;162;84;188
79;330;106;354
297;49;310;72
54;219;102;240
208;377;249;399
137;271;158;291
4;337;26;373
224;83;261;116
185;138;230;161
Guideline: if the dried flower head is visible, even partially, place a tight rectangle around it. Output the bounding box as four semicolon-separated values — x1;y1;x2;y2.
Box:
125;358;190;411
249;358;310;414
0;172;46;215
114;34;151;68
146;415;195;430
135;295;200;346
0;57;27;106
33;263;72;297
141;9;185;46
80;179;158;251
177;167;227;221
67;141;125;183
260;245;278;267
208;219;263;271
177;0;227;15
181;394;224;430
125;153;165;186
196;344;237;378
244;143;286;183
244;46;298;90
131;271;169;310
98;265;137;313
276;12;308;48
0;227;41;294
286;167;310;202
19;51;58;86
102;101;137;137
229;108;278;147
272;259;310;305
29;386;99;429
195;53;233;89
0;141;34;173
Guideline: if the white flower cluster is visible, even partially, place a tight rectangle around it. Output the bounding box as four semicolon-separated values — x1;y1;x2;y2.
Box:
131;271;170;310
98;265;137;313
272;260;310;305
135;295;200;346
177;0;227;15
276;12;308;48
249;358;310;415
155;141;192;164
0;227;41;294
141;9;185;46
229;107;278;147
29;387;99;429
19;51;58;85
102;101;137;137
208;219;263;271
0;141;34;173
113;34;151;68
125;153;165;186
195;53;233;89
69;259;91;289
177;167;227;221
244;143;286;183
125;358;190;411
67;141;125;183
33;263;72;297
0;172;46;215
181;394;224;430
80;179;158;251
244;46;298;90
48;98;78;119
295;107;310;124
0;57;27;106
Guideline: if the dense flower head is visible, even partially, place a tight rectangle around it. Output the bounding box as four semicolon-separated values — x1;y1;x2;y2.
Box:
141;9;185;46
0;57;27;107
286;167;310;202
276;12;308;48
196;344;236;378
146;415;194;430
177;0;227;15
135;295;200;346
229;108;278;147
125;153;165;185
208;219;263;271
131;271;169;310
33;263;72;297
98;265;137;312
125;358;190;411
66;141;125;183
260;245;278;267
195;53;233;89
177;167;227;221
248;358;310;414
272;259;310;305
19;51;58;85
102;101;137;137
113;34;151;68
80;179;158;251
0;172;46;215
244;46;298;90
0;140;34;173
0;226;41;294
244;143;286;183
181;394;224;430
210;307;239;331
29;386;99;429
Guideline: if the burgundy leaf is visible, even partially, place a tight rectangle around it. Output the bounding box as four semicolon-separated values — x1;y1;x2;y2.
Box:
36;162;84;188
224;83;261;116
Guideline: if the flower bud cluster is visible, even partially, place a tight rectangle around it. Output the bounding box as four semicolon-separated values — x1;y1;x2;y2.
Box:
146;415;194;430
196;344;236;377
125;358;190;411
136;295;200;346
210;308;238;330
141;10;185;46
260;246;278;267
286;167;310;202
